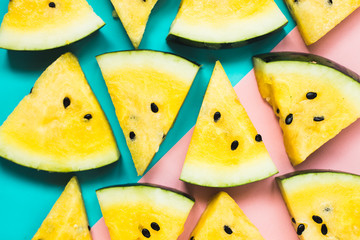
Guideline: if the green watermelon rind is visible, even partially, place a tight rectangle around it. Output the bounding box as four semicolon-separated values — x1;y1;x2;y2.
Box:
252;52;360;83
276;169;360;183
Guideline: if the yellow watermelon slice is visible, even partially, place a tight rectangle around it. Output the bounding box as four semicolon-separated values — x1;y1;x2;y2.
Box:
277;170;360;239
180;61;277;187
253;52;360;166
109;0;158;48
0;0;105;50
167;0;288;49
0;52;119;172
96;50;199;175
190;191;264;240
96;184;195;239
284;0;360;45
32;177;91;240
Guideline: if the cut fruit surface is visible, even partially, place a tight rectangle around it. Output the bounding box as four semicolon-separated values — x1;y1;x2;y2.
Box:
96;184;194;239
0;0;104;50
181;61;277;187
277;170;360;239
284;0;360;45
110;0;158;48
0;52;119;172
167;0;287;49
253;52;360;166
190;191;264;240
96;50;199;175
32;177;92;240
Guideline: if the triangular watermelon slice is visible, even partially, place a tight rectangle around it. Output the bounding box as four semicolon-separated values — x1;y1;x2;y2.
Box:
180;61;278;187
284;0;360;45
96;184;195;239
32;177;91;240
96;50;199;175
0;52;120;172
253;52;360;166
110;0;158;48
0;0;105;50
190;191;264;239
277;170;360;239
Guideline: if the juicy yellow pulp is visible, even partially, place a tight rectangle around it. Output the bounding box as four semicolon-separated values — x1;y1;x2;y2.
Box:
102;65;192;175
97;186;194;239
110;0;158;48
191;191;264;239
254;59;360;166
183;61;273;173
176;0;277;27
0;53;119;171
284;0;360;44
279;172;360;239
32;177;91;240
2;0;96;32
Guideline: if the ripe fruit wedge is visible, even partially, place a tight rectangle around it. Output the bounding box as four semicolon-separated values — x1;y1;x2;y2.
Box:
96;184;195;239
32;177;91;240
180;61;277;187
0;52;119;172
167;0;288;49
0;0;105;50
109;0;158;48
284;0;360;45
190;191;264;240
253;52;360;166
96;50;199;175
277;170;360;239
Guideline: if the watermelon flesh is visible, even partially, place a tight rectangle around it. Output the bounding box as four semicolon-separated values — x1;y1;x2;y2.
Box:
0;52;120;172
0;0;104;50
96;184;195;239
277;170;360;239
32;177;91;240
253;52;360;166
181;61;277;187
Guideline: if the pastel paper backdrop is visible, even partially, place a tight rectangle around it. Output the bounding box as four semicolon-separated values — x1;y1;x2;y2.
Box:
0;0;359;239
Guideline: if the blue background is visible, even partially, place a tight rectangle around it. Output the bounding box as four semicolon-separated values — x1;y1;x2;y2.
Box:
0;0;295;238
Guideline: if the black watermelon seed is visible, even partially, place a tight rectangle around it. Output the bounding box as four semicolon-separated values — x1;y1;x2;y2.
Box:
151;103;159;113
312;215;323;224
84;114;92;120
162;134;166;139
297;224;305;235
30;87;33;94
151;222;160;231
313;116;325;122
321;224;328;235
190;237;194;240
285;114;293;125
328;0;333;4
306;92;317;99
276;108;280;114
213;111;221;122
63;97;70;109
231;141;239;151
224;225;233;235
324;207;331;212
292;218;296;224
49;2;56;8
88;225;91;231
255;134;262;142
129;131;136;140
294;0;298;2
142;228;151;238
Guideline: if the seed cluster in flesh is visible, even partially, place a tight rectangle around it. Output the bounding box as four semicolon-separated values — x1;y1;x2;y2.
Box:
292;215;329;236
140;221;161;238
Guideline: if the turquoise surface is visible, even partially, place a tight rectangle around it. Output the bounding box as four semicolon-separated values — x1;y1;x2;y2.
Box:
0;0;295;238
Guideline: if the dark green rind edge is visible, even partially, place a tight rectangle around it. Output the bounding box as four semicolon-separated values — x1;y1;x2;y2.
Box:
275;169;360;184
96;183;195;202
0;23;105;51
96;49;201;68
180;169;279;188
166;22;287;50
252;52;360;83
96;49;201;175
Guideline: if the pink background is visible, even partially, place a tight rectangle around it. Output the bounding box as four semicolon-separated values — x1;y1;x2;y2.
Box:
92;8;360;240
